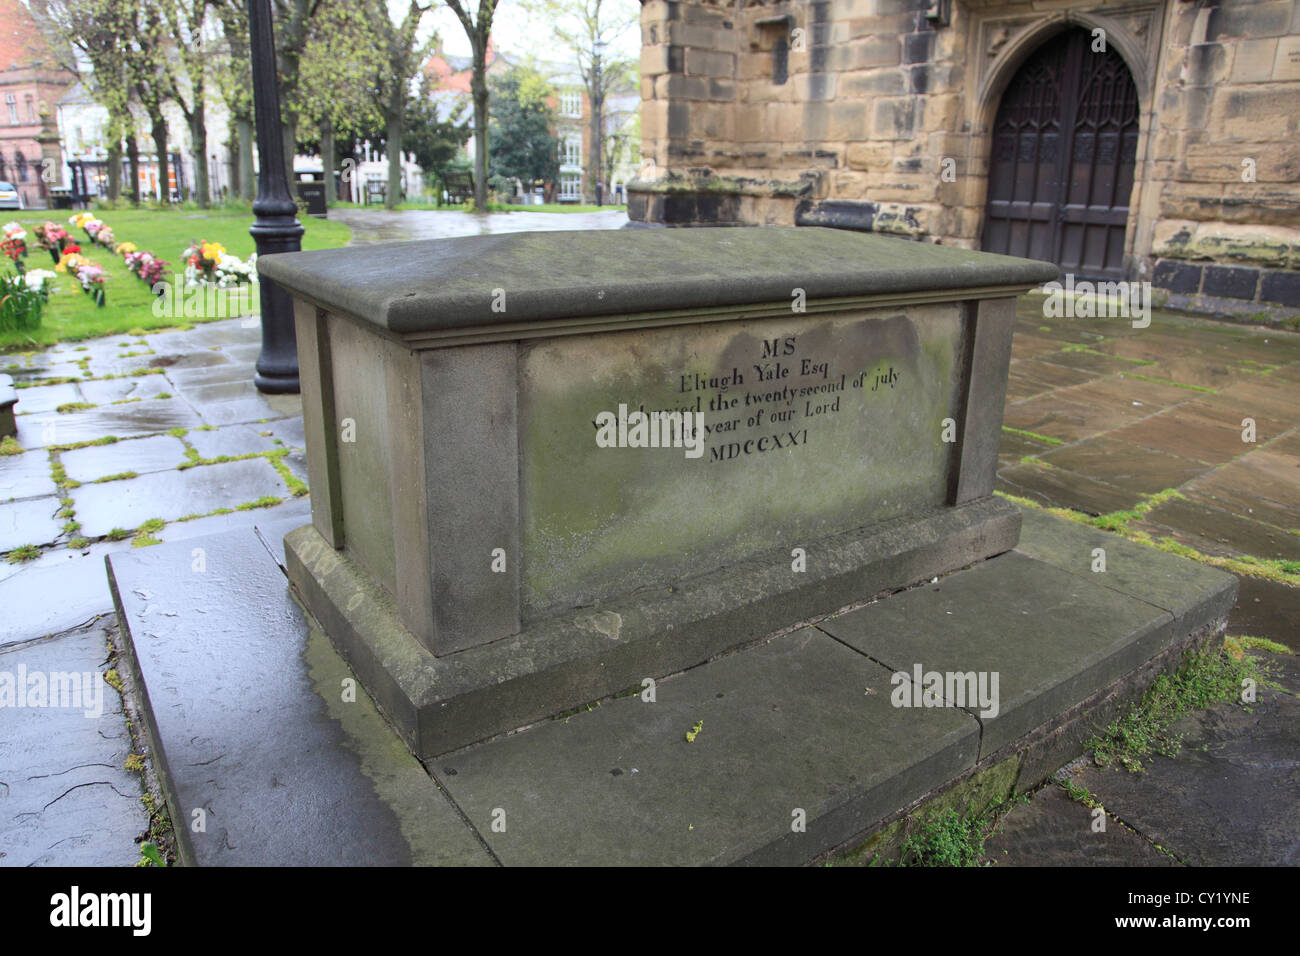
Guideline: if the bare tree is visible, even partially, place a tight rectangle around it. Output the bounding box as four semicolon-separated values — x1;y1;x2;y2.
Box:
443;0;499;212
271;0;325;198
164;0;213;206
524;0;636;203
368;0;433;209
28;0;137;200
297;0;383;202
212;0;254;201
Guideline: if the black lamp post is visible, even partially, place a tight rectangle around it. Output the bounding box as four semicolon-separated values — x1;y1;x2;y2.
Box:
247;0;303;394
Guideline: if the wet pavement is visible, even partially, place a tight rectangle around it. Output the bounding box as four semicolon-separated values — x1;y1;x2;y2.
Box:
987;298;1299;868
998;298;1300;650
986;648;1299;866
0;218;1295;865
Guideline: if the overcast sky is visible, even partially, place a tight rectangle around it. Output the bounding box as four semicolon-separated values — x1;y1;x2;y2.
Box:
422;1;642;63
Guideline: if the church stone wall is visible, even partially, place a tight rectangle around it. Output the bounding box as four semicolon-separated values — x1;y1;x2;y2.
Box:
630;0;1300;317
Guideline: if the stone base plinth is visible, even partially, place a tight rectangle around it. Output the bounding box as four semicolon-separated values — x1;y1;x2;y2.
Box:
283;495;1021;759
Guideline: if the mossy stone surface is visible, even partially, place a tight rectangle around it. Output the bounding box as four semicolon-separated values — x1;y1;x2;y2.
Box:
257;227;1060;334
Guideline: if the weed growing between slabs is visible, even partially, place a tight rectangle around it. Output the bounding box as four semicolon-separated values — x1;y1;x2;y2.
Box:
1085;640;1284;773
0;424;309;564
100;629;176;867
996;490;1300;586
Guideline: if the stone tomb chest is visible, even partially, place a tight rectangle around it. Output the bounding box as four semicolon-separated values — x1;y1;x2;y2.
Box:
258;227;1058;759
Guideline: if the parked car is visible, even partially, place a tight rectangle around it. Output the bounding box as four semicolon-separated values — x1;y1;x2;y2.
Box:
0;182;23;210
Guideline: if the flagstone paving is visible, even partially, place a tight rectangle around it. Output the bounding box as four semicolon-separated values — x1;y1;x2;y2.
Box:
998;298;1300;652
985;647;1299;867
1;261;1297;865
0;620;147;868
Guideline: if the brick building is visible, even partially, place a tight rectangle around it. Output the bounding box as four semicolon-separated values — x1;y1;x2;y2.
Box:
631;0;1300;317
0;0;70;208
425;44;639;203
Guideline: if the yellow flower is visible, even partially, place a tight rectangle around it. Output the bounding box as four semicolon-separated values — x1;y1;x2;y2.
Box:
116;241;137;255
56;252;90;273
200;241;226;261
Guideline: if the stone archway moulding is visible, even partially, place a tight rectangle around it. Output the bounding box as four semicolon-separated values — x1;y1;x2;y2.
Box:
975;6;1158;131
969;5;1162;273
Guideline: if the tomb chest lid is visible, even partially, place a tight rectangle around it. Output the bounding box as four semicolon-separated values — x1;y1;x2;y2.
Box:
257;226;1059;340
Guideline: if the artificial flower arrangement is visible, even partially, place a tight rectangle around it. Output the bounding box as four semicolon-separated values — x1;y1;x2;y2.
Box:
183;239;257;289
23;268;57;298
115;241;137;256
2;222;27;258
57;252;107;307
34;221;69;263
0;271;44;332
93;225;115;248
55;250;89;273
124;249;171;290
75;260;107;303
2;237;24;273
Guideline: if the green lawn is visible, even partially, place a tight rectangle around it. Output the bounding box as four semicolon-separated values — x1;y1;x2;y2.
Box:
1;208;351;351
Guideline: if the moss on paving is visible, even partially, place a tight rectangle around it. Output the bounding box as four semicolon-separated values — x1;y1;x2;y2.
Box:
1224;635;1291;657
1001;425;1066;446
1119;372;1217;393
1085;644;1272;773
996;490;1300;585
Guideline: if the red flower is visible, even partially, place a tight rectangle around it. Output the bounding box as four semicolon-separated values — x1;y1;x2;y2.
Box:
63;243;81;254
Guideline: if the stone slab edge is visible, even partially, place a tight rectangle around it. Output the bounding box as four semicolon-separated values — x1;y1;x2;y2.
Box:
257;227;1061;335
816;507;1238;863
104;556;202;868
284;496;1022;758
820;618;1229;866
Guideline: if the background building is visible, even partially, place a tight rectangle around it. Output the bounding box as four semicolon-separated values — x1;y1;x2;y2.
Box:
0;0;71;206
631;0;1300;317
425;42;639;204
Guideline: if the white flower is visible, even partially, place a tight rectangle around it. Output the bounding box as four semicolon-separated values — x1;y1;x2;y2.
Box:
24;269;57;291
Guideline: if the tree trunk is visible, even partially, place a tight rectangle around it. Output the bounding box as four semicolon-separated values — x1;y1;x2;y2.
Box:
126;134;140;205
106;142;122;202
282;114;298;201
320;117;336;203
237;114;254;202
471;53;489;213
228;119;239;198
385;109;403;210
191;100;209;208
150;116;169;203
588;85;603;206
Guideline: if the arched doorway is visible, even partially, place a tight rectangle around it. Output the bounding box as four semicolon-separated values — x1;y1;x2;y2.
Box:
982;28;1139;280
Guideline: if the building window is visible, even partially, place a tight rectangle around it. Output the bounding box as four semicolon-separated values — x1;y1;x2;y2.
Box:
5;95;17;125
560;90;582;118
562;135;581;168
25;96;36;123
559;173;581;201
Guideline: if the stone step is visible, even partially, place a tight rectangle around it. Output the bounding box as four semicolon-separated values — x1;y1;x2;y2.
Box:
106;505;1235;866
